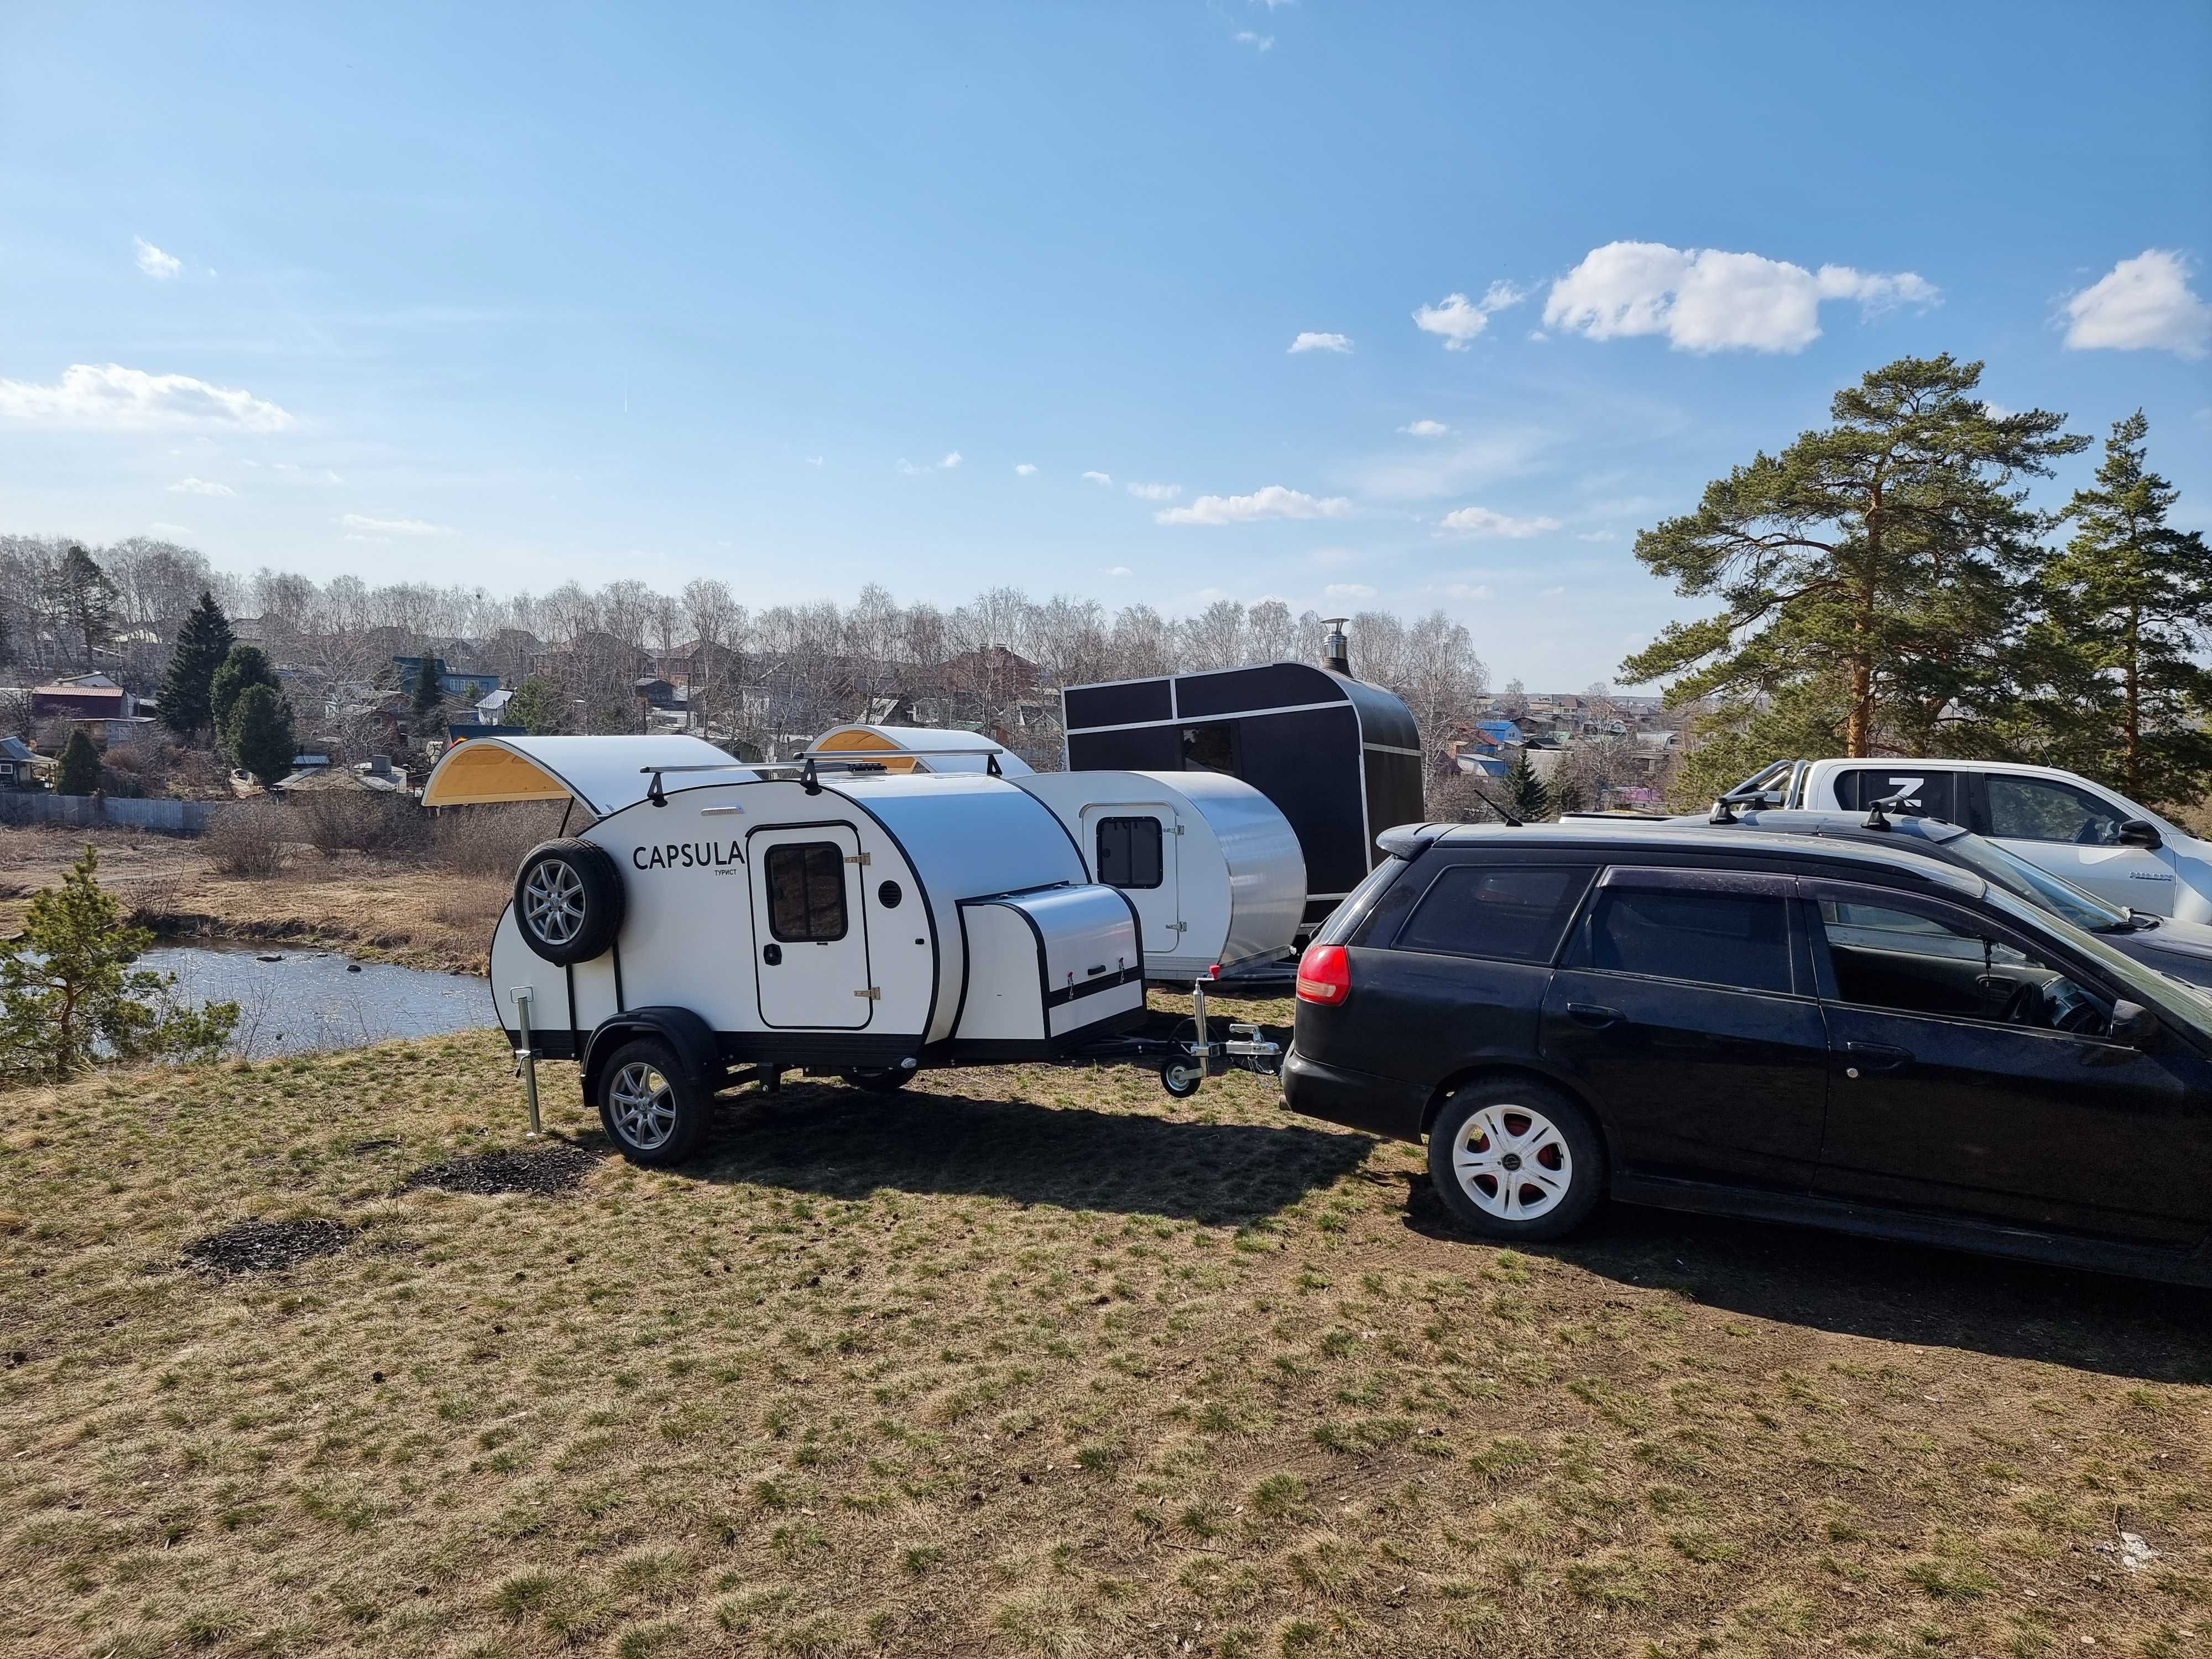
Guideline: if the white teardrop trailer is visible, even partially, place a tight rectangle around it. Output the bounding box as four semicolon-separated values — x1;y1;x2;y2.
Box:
422;733;1286;1165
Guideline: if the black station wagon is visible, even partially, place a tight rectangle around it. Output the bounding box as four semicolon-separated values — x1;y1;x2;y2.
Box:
1281;822;2212;1285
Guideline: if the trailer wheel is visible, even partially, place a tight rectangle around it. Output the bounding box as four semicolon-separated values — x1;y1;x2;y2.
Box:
513;839;624;964
1160;1060;1203;1099
843;1066;914;1093
594;1037;710;1165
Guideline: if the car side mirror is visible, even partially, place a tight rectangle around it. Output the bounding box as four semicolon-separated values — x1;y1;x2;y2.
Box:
2119;819;2164;849
2110;999;2158;1046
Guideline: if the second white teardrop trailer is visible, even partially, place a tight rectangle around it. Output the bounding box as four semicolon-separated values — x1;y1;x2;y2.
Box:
423;734;1281;1164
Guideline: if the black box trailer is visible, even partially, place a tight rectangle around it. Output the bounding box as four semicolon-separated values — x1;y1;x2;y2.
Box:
1061;658;1425;927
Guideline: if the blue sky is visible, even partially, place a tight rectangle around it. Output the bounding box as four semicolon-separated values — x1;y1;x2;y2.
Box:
2;1;2208;687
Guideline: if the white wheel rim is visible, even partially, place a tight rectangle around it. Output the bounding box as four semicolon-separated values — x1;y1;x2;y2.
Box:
609;1061;676;1150
1451;1102;1572;1220
523;860;587;946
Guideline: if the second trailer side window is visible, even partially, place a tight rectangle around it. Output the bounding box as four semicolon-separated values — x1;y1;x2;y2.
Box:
765;842;849;941
1095;816;1165;889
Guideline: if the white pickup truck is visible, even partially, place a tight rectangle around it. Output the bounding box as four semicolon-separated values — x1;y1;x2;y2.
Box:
1719;758;2212;923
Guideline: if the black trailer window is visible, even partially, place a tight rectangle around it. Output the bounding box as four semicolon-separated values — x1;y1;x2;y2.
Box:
764;842;848;941
1095;816;1164;889
1395;864;1592;963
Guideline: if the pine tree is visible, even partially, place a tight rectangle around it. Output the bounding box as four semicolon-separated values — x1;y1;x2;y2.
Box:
0;843;237;1080
50;545;119;671
157;590;235;742
228;684;298;788
1548;775;1588;817
410;656;448;738
1505;752;1549;821
1623;356;2086;759
208;643;281;746
2028;411;2212;806
55;730;102;795
506;674;567;735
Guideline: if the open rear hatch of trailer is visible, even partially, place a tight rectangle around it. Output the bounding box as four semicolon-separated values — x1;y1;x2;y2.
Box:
951;884;1144;1057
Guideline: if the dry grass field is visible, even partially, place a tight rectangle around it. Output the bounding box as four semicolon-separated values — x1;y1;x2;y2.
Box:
3;1029;2209;1658
0;826;504;972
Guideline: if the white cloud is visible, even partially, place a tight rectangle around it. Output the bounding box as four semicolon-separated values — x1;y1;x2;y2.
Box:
1289;331;1351;354
2062;249;2212;359
939;450;962;469
1234;30;1273;50
1412;281;1526;349
805;455;823;467
1538;586;1566;599
338;513;452;537
1438;505;1562;539
134;237;181;280
1127;481;1181;501
1156;485;1350;526
149;521;191;535
1323;582;1376;599
1106;565;1133;577
168;477;233;497
1575;530;1618;542
1082;470;1113;485
1014;462;1037;476
1398;419;1449;438
1542;241;1939;354
0;363;292;431
1441;582;1494;601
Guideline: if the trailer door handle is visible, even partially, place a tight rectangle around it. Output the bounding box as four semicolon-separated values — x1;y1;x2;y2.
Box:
1566;1002;1623;1029
761;944;782;966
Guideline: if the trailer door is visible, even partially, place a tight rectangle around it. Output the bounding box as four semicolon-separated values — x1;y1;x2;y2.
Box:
748;825;873;1029
1085;804;1181;956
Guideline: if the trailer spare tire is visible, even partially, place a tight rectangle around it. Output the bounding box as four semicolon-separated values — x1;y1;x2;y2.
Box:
513;839;625;964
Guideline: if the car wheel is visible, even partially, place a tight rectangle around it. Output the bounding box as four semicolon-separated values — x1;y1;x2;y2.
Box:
1426;1079;1603;1241
844;1066;914;1093
513;839;625;965
596;1037;709;1165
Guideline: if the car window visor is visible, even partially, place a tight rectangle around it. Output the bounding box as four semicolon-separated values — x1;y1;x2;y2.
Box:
1596;865;1798;899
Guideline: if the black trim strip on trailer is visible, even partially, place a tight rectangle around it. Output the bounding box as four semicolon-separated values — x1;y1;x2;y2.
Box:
563;961;578;1057
1042;964;1145;1007
611;934;625;1013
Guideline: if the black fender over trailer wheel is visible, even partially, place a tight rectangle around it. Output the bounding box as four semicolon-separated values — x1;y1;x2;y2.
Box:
513;838;625;964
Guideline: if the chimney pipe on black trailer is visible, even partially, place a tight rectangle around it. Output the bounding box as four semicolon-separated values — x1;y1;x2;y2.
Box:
1321;617;1350;676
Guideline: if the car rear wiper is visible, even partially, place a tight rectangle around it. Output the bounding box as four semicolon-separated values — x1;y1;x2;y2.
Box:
2126;909;2161;931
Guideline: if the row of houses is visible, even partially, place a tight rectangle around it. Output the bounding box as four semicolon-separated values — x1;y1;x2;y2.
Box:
1439;690;1685;806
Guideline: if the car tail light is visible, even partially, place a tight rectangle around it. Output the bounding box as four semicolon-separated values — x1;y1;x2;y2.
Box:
1296;943;1350;1006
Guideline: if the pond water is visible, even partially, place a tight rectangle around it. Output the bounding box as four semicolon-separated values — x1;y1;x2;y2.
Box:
140;944;494;1060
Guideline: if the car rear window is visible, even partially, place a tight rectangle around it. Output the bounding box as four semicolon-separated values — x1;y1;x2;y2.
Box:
1394;864;1591;963
1587;889;1793;994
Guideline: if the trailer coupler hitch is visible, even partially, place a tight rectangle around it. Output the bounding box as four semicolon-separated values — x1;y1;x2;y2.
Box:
1160;977;1281;1098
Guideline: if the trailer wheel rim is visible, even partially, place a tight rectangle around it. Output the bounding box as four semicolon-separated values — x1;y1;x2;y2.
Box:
608;1061;677;1150
1450;1102;1572;1220
522;860;588;946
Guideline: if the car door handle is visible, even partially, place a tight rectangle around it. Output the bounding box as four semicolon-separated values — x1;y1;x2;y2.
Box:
1842;1040;1910;1075
1566;1002;1623;1029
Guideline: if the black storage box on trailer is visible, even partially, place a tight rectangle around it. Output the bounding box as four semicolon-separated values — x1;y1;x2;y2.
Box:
1061;661;1425;925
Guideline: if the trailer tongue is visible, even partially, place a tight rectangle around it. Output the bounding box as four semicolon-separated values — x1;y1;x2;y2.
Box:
423;734;1281;1161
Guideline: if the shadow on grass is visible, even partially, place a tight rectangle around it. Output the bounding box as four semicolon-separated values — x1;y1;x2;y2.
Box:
1397;1171;2212;1384
686;1080;1374;1227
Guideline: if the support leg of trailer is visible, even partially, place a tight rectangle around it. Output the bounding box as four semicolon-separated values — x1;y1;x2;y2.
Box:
512;988;542;1139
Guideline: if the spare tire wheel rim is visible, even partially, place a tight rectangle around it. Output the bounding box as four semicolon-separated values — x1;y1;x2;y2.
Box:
609;1061;677;1150
1452;1103;1571;1220
523;859;588;947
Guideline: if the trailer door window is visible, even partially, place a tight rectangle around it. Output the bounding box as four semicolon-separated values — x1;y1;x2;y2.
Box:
764;842;849;941
1095;816;1165;890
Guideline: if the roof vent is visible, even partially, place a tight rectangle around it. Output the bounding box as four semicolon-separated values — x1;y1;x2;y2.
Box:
1321;617;1350;676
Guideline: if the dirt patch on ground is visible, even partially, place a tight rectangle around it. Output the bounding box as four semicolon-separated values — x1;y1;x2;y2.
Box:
400;1140;603;1196
0;824;504;971
179;1217;358;1274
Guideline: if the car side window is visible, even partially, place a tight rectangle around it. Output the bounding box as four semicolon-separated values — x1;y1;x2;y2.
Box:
1585;889;1793;995
1986;777;2132;846
1814;898;2111;1035
1837;768;1956;822
764;842;849;942
1094;816;1164;889
1394;864;1592;963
